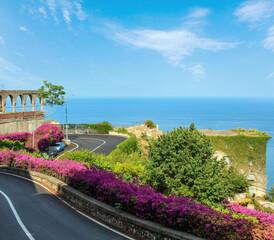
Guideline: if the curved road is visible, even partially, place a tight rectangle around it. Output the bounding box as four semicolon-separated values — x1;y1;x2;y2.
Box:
0;173;131;240
68;134;127;155
0;135;132;240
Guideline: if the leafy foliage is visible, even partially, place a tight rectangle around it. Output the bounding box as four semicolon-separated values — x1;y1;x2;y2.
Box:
61;149;147;182
145;123;238;204
38;80;66;120
117;133;138;154
0;139;27;151
116;127;129;134
83;122;113;134
145;119;156;129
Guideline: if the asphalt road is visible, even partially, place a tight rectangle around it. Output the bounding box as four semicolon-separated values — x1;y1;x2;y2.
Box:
0;172;131;240
68;134;127;155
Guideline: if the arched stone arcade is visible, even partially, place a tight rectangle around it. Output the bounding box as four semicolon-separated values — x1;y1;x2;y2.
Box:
0;90;44;113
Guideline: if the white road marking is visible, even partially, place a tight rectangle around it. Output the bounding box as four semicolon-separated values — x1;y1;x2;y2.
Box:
0;172;135;240
0;188;35;240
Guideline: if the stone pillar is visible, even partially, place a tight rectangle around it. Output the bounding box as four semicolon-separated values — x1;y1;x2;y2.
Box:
31;94;37;111
2;94;8;113
40;97;44;111
21;95;27;112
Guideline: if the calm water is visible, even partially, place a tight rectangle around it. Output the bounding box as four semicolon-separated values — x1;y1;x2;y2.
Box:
46;98;274;190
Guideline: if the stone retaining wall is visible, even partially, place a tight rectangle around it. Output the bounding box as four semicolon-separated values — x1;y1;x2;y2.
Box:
0;111;45;134
0;166;203;240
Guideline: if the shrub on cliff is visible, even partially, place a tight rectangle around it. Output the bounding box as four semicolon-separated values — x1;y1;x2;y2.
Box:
145;120;156;129
145;123;237;204
83;122;113;134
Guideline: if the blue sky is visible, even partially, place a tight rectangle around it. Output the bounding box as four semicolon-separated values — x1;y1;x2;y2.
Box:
0;0;274;98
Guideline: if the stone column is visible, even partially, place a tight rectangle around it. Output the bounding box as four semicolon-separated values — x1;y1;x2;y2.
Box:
40;97;44;111
31;94;37;111
21;95;27;112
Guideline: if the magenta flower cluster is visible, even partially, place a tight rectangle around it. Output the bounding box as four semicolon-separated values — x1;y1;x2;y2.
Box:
0;123;64;152
229;203;274;225
0;132;32;142
34;123;64;144
2;150;274;239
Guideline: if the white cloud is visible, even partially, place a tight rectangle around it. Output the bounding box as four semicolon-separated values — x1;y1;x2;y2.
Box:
38;7;48;18
46;0;59;23
74;1;87;20
44;0;86;25
100;23;239;78
62;8;71;25
19;26;30;33
234;0;274;24
188;8;211;18
103;23;239;63
0;36;5;48
187;64;206;80
263;25;274;51
0;57;42;87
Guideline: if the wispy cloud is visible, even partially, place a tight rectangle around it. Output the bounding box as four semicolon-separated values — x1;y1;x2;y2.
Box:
102;23;239;62
0;57;42;88
234;0;274;25
44;0;87;25
263;25;274;52
38;7;48;18
62;8;71;25
74;1;87;20
19;26;30;33
100;22;239;79
188;8;211;19
0;36;5;48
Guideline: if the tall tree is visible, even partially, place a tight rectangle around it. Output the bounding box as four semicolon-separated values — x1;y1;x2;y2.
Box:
38;80;66;120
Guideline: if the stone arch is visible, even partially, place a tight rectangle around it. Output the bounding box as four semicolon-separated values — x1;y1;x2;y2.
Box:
4;95;14;113
0;90;44;113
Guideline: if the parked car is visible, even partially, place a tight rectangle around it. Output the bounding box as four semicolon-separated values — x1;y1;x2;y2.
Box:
48;147;58;157
54;142;66;151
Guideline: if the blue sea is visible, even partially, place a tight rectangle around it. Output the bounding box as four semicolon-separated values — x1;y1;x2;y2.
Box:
46;97;274;190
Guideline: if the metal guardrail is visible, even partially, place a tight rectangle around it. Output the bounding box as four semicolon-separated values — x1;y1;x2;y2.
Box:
59;124;100;134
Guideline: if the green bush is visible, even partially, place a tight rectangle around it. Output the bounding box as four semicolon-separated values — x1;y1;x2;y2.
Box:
0;139;27;151
116;127;129;134
145;120;156;129
117;134;138;154
61;149;147;182
144;123;237;204
83;122;113;134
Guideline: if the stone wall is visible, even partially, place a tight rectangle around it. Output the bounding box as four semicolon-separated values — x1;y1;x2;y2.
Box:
0;111;45;134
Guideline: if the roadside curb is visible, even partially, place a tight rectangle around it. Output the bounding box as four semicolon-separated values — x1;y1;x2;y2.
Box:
0;166;203;240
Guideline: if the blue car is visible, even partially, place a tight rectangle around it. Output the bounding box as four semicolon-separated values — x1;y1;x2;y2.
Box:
54;142;66;151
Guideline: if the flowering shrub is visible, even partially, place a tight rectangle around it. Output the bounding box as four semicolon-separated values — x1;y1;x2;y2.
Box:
2;149;274;239
228;203;274;225
0;132;32;142
35;123;64;144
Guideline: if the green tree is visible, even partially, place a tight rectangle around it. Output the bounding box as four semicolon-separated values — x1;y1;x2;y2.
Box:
38;80;65;120
145;123;237;204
